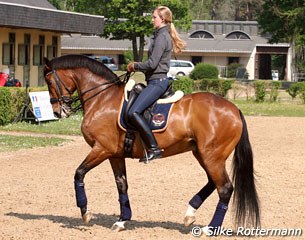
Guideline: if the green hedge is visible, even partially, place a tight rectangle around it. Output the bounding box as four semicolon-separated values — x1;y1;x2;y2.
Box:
0;87;26;125
227;63;244;78
193;78;233;97
190;63;219;80
173;77;193;94
254;81;266;102
286;82;305;103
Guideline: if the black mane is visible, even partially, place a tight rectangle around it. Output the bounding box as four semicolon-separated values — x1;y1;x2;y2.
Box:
49;54;118;82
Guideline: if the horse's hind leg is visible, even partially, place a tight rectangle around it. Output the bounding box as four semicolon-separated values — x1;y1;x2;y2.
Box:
185;151;233;232
184;175;215;226
184;151;216;226
109;157;131;232
206;166;233;231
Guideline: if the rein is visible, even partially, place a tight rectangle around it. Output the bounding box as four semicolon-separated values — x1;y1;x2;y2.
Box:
47;70;131;112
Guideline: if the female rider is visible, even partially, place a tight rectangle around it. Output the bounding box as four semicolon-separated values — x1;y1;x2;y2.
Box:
127;6;186;163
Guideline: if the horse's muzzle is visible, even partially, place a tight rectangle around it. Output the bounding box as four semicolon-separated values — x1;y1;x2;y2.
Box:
54;104;72;118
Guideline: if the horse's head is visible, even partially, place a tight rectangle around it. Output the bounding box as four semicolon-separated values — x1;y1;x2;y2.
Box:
44;58;76;118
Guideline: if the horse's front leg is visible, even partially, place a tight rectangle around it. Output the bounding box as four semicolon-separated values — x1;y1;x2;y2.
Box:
109;157;131;232
74;147;109;224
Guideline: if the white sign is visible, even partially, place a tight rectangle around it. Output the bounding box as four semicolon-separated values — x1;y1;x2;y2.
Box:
29;91;58;121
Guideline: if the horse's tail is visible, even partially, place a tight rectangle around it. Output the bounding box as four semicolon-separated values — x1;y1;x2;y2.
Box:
232;110;260;227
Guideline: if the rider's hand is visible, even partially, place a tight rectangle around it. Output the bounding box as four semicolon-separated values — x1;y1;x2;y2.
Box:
127;62;136;72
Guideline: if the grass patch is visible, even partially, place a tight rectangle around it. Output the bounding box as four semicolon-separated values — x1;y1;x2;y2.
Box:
233;100;305;117
0;113;83;135
0;135;71;152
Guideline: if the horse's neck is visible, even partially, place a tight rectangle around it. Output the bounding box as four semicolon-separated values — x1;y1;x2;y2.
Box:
79;81;124;114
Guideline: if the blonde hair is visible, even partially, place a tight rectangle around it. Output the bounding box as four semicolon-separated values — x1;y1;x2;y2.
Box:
155;6;186;54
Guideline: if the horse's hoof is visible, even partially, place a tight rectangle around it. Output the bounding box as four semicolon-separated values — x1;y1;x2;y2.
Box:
111;221;126;232
184;215;196;227
82;210;93;224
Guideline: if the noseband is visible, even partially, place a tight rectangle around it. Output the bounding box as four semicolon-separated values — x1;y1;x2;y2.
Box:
46;70;74;105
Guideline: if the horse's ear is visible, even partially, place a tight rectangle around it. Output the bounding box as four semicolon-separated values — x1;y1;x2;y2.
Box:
44;57;51;71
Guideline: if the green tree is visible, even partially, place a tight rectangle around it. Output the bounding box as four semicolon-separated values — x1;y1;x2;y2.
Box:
258;1;304;43
190;0;262;20
48;0;61;9
258;1;305;73
230;0;263;21
73;0;191;62
189;0;213;20
48;0;78;11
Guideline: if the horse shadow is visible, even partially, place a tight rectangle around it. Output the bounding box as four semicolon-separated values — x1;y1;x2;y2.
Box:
5;212;201;234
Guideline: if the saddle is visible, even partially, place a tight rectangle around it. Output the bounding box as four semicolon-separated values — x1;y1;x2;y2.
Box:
119;79;184;157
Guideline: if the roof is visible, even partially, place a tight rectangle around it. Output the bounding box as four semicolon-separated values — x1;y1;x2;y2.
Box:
61;20;289;54
61;33;269;54
0;1;104;34
62;34;132;51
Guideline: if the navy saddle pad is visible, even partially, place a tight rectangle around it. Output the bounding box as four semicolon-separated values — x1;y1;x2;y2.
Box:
118;99;173;132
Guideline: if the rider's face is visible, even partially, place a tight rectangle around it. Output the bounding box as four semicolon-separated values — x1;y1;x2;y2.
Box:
152;10;164;29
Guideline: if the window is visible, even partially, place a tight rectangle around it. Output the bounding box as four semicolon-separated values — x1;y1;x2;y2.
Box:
33;35;45;66
189;30;214;39
180;62;193;67
192;56;202;65
228;57;239;64
226;31;251;40
2;33;15;65
47;36;58;60
18;34;30;65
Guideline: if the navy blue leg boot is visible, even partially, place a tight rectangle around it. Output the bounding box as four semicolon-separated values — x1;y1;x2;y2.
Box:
208;201;228;230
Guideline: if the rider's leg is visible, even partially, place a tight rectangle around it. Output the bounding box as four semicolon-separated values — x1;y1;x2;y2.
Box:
128;79;168;162
129;111;162;161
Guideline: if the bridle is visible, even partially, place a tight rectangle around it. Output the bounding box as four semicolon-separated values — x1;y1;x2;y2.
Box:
45;69;131;113
46;70;74;105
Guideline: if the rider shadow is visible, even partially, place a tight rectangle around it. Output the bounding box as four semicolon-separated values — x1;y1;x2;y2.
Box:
5;212;199;234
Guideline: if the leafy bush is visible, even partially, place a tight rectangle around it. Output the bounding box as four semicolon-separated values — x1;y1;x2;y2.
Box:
0;88;13;125
297;82;305;103
286;83;300;100
254;81;267;102
200;79;218;91
196;78;233;97
11;88;26;112
190;63;218;80
0;87;35;125
173;77;193;94
268;81;282;102
217;79;234;97
227;63;244;78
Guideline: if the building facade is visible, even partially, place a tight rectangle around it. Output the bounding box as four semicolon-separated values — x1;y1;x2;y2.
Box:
62;20;291;81
0;0;104;86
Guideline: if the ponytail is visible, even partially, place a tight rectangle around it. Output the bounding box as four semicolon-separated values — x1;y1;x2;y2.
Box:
169;22;186;54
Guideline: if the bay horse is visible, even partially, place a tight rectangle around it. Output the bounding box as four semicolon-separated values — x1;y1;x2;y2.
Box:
44;54;260;233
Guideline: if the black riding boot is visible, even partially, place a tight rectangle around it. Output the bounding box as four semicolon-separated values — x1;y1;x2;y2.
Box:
129;112;162;162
